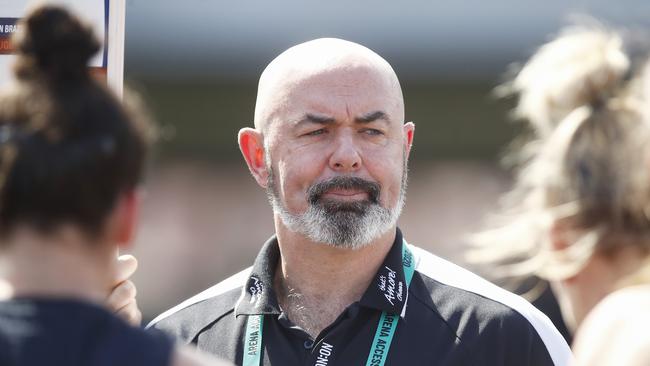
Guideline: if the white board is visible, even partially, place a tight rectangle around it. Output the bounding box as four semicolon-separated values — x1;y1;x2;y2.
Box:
0;0;125;96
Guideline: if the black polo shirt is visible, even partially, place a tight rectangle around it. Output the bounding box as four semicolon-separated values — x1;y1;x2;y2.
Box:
150;229;571;365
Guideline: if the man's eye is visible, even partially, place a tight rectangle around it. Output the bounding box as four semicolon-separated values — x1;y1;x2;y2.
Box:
362;129;384;136
305;129;326;136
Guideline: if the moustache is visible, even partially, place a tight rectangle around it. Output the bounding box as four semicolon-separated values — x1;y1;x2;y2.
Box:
307;176;380;205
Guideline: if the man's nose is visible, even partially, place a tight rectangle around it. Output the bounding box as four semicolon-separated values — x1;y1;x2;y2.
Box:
329;134;361;172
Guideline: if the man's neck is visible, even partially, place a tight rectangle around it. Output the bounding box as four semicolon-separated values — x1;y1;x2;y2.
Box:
273;221;396;337
0;227;113;303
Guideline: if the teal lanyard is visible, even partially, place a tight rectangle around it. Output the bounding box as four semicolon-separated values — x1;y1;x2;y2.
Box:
243;312;264;366
243;242;415;366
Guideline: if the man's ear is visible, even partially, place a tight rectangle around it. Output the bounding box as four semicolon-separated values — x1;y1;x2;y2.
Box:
238;128;269;188
403;122;415;160
111;190;140;249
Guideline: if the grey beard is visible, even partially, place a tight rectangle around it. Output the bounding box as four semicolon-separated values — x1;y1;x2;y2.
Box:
266;171;407;250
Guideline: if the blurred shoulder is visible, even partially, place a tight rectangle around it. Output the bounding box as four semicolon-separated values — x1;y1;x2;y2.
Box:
573;285;650;366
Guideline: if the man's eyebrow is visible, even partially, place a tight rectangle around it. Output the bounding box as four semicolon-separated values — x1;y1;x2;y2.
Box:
293;111;389;127
295;113;336;126
355;111;389;124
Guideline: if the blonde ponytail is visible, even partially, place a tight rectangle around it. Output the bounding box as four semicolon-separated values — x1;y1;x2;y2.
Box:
469;25;650;283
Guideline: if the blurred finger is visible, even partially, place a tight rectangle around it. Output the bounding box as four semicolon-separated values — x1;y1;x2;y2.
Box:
113;254;138;286
106;279;137;312
115;300;142;326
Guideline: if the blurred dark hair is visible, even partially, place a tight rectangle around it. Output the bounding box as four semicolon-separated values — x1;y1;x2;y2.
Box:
0;5;154;240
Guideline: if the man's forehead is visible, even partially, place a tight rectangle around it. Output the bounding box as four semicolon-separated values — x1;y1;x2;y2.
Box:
266;76;402;133
262;53;399;104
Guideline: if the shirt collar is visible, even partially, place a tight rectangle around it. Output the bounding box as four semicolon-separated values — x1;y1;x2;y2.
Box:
234;228;409;318
359;228;410;317
234;236;282;317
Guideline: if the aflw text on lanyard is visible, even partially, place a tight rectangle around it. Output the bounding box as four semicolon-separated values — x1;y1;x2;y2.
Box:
242;241;415;366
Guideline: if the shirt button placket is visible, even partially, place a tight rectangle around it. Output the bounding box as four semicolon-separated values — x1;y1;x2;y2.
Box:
303;339;314;350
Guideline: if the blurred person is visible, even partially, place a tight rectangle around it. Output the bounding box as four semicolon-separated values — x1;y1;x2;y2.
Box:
145;38;571;365
470;25;650;365
0;5;229;366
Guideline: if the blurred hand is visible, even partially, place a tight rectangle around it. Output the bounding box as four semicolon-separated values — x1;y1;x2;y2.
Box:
107;254;142;326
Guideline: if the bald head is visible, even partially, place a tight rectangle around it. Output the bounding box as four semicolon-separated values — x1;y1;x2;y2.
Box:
254;38;404;131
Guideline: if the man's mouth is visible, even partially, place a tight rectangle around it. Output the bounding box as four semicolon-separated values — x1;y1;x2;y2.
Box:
321;188;369;201
308;176;380;205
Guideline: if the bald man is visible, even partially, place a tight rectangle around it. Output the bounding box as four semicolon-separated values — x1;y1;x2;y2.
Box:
148;39;572;365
